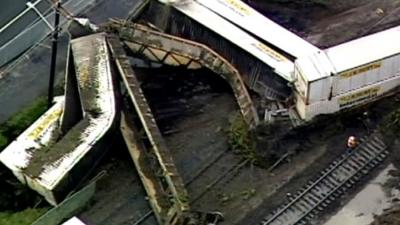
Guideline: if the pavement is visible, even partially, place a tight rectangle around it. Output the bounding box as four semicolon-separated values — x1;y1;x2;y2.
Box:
0;0;144;123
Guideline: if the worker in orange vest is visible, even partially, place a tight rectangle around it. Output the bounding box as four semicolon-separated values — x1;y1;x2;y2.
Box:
347;136;358;152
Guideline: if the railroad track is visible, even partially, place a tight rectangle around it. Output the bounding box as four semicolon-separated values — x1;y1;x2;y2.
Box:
261;133;389;225
130;149;247;225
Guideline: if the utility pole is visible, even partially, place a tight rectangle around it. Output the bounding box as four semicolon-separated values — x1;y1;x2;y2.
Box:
48;0;61;108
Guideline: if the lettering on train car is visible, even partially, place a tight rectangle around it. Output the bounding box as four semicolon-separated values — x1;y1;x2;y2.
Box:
338;87;380;108
339;61;382;78
251;42;286;62
28;108;63;140
217;0;251;17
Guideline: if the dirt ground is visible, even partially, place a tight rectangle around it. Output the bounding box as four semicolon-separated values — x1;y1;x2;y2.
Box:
76;63;400;225
123;66;400;225
58;66;400;225
369;140;400;225
4;0;400;224
78;137;157;225
371;206;400;225
246;0;400;48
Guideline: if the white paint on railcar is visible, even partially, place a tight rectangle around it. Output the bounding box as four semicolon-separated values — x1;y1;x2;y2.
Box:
297;75;400;120
295;60;400;120
294;25;400;120
297;25;400;83
38;33;116;204
0;33;117;205
62;217;87;225
195;0;320;59
294;51;335;82
333;59;399;96
0;96;65;201
170;0;295;81
326;26;400;75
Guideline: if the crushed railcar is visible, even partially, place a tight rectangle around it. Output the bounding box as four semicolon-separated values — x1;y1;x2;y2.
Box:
142;0;400;123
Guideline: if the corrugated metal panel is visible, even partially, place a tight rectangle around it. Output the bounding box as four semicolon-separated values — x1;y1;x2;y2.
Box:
195;0;320;59
0;97;65;203
0;34;118;205
295;51;335;82
172;0;294;82
36;33;117;199
295;26;400;83
326;25;400;73
143;1;291;99
307;78;331;104
298;75;400;120
333;53;400;96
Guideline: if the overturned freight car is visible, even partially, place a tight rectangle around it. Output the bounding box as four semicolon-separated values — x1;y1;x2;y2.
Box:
294;26;400;120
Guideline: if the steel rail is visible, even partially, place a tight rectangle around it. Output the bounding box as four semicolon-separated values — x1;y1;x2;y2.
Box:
261;134;387;225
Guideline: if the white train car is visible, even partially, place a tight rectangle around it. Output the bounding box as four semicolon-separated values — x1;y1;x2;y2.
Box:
0;33;118;205
294;25;400;120
195;0;321;59
172;0;294;82
62;217;87;225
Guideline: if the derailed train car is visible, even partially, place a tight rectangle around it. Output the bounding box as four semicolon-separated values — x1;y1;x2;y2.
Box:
157;0;400;122
294;26;400;120
140;0;294;101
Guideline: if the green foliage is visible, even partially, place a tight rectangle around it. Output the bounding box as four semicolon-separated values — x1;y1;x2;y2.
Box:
388;109;400;131
0;208;48;225
217;188;257;205
380;107;400;138
240;188;256;200
0;135;8;150
0;97;47;150
227;114;261;165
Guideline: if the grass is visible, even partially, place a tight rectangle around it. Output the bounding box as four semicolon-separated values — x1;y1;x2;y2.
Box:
0;97;47;150
379;107;400;141
0;208;48;225
227;114;262;165
0;97;49;224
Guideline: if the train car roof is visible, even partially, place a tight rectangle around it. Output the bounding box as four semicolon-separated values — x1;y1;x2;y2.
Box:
296;25;400;82
195;0;320;59
325;25;400;73
172;0;294;81
295;51;335;82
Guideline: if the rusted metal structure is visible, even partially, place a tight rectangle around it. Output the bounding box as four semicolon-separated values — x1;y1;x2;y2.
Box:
109;36;191;225
106;20;258;224
139;0;292;101
106;19;259;128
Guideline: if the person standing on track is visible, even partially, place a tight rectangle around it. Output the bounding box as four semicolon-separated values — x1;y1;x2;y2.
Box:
347;136;358;153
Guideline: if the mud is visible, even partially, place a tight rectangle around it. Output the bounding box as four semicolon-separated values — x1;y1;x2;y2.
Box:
245;0;400;48
368;140;400;225
136;65;382;224
24;119;89;177
36;1;400;224
371;206;400;225
240;93;400;225
70;68;400;225
322;164;400;225
76;64;400;225
78;136;157;225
